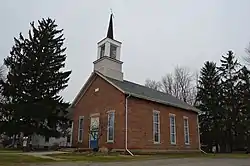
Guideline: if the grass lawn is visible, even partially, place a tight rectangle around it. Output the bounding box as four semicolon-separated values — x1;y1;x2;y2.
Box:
47;152;250;162
145;152;250;159
0;151;249;165
48;153;152;162
0;148;22;153
206;153;250;158
0;153;53;166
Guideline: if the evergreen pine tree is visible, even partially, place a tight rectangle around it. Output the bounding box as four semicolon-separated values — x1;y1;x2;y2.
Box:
217;50;241;152
0;18;71;138
196;61;222;151
238;66;250;152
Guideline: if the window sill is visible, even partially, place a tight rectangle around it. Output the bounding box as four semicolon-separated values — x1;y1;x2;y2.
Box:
170;143;177;145
106;141;114;144
154;142;161;144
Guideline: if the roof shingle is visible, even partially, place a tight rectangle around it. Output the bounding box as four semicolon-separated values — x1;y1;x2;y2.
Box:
105;76;199;113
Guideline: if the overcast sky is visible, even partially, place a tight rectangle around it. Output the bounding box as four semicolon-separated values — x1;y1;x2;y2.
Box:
1;0;250;102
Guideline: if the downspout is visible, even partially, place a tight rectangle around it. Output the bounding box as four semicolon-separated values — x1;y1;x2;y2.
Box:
197;114;207;154
125;94;134;156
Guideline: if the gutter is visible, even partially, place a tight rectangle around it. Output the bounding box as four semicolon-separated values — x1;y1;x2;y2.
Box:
125;94;134;156
197;115;207;154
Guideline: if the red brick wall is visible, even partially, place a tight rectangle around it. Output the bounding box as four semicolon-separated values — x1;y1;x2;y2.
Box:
72;75;126;149
127;97;199;151
72;74;199;152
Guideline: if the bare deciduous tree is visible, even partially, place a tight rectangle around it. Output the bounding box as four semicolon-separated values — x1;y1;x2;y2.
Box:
0;65;6;101
244;42;250;65
145;66;197;105
192;70;199;106
174;66;194;103
145;79;162;91
161;73;174;95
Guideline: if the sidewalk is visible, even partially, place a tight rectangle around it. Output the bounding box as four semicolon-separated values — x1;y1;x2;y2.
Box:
20;151;68;161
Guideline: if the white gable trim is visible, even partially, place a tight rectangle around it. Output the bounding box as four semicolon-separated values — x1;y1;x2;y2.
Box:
94;71;125;93
70;71;125;108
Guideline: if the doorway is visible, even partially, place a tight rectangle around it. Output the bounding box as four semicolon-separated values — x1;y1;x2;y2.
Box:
89;116;99;149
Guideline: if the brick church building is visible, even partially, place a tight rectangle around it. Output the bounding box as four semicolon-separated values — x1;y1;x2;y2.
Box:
69;14;200;154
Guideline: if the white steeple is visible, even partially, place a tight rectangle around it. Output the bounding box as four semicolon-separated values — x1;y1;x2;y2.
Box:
93;14;124;81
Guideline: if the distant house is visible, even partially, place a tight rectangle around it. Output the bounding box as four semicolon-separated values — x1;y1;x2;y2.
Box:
32;124;73;149
26;124;73;148
68;14;200;153
30;133;71;148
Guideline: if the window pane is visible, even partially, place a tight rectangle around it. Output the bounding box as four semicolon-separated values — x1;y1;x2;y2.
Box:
153;113;159;122
170;115;176;144
108;127;114;140
185;134;189;144
171;134;175;143
155;123;159;133
107;112;115;141
184;119;188;127
183;118;189;144
153;111;160;143
110;45;117;59
100;45;105;57
79;129;83;141
154;133;159;142
78;117;84;141
79;119;83;129
110;113;114;123
186;135;189;143
171;124;175;133
170;116;175;125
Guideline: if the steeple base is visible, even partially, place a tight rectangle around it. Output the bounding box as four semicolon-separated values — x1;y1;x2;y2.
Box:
93;56;123;81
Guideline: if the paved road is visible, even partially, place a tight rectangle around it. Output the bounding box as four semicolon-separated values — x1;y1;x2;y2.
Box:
27;158;250;166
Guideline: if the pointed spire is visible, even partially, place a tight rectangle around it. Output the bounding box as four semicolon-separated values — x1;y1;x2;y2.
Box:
107;14;114;39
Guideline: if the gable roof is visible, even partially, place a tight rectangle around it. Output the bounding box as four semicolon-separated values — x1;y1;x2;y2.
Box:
69;71;199;114
104;76;200;113
69;72;125;108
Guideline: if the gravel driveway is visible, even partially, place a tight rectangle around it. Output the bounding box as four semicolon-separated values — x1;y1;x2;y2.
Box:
27;158;250;166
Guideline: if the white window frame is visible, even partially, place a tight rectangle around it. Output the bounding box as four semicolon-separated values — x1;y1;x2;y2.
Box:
183;116;190;145
78;116;84;142
169;113;176;145
153;110;160;144
107;110;115;143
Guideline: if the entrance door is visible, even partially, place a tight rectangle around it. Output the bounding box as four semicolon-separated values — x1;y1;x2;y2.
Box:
89;117;99;149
